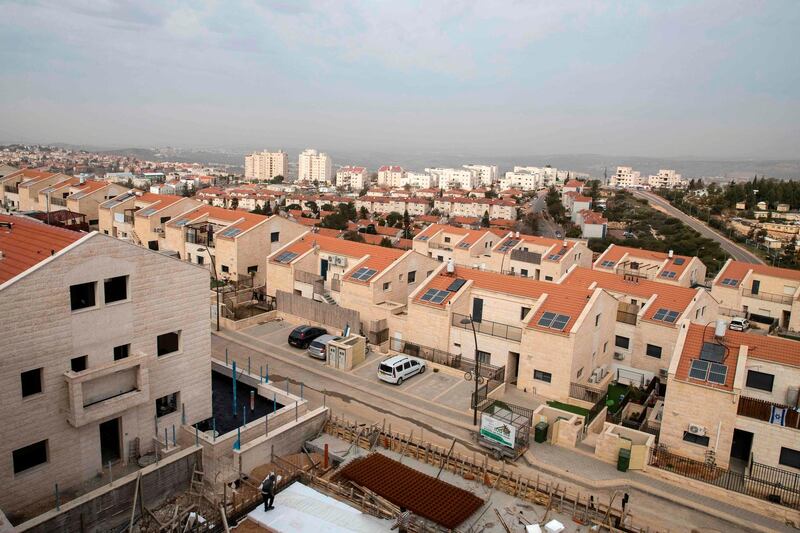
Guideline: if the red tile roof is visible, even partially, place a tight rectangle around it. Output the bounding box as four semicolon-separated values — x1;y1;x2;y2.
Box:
0;214;84;284
414;267;594;334
595;244;692;278
715;260;800;287
564;267;697;325
165;204;267;235
271;234;403;281
675;323;800;391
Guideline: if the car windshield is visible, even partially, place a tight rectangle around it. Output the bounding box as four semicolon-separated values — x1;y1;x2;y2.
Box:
379;364;394;374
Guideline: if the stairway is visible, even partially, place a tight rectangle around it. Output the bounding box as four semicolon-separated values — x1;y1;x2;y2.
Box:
321;292;337;305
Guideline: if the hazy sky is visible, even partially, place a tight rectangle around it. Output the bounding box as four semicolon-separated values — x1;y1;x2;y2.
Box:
1;0;798;159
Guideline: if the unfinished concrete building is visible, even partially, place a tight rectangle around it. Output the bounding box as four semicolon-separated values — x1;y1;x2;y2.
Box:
0;214;212;523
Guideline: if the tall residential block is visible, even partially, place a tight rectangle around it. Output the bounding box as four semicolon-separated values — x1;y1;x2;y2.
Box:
244;150;288;181
298;149;333;183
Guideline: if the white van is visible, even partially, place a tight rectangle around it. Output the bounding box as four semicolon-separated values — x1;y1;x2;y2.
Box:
377;355;426;385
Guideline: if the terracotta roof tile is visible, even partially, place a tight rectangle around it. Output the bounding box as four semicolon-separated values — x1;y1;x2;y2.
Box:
0;214;84;284
675;323;800;391
564;267;697;325
715;260;800;286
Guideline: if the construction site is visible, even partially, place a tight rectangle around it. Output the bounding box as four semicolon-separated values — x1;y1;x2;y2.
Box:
7;342;797;533
12;401;669;533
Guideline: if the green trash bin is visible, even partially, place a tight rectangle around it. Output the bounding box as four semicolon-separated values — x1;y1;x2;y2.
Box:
617;448;631;472
534;421;549;443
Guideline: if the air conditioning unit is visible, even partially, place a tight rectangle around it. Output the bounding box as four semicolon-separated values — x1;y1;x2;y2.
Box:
613;352;625;361
659;368;669;378
588;375;597;384
688;424;706;436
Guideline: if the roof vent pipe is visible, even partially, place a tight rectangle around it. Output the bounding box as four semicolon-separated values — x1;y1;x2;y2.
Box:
669;249;674;258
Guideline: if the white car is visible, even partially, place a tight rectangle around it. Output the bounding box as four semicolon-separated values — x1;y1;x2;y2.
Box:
729;317;750;331
378;355;426;385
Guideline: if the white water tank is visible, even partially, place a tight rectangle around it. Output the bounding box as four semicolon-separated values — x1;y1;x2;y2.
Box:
446;258;454;273
715;319;727;338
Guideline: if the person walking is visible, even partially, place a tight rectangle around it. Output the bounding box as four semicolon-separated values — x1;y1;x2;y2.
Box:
261;472;277;511
390;507;413;533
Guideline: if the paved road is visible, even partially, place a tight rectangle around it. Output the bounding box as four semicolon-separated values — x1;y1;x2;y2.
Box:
528;190;563;238
211;323;792;533
631;189;763;264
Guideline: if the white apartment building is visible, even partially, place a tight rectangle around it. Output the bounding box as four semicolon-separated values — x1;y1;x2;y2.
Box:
648;169;687;189
499;168;543;191
405;171;437;189
610;166;645;188
298;149;333;183
463;164;498;187
377;166;406;188
335;166;368;190
426;168;479;190
244;150;288;181
0;215;211;517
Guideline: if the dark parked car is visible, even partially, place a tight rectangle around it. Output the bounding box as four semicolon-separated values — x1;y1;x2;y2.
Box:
288;325;327;349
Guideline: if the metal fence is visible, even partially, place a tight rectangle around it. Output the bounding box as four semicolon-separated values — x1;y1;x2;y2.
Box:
569;382;605;403
390;338;505;383
451;312;522;342
742;288;793;305
649;447;800;509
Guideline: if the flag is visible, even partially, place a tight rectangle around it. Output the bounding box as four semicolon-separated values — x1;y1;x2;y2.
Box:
770;405;787;426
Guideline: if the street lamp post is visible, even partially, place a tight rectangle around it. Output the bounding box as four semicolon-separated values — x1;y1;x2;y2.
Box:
460;315;481;426
198;247;220;332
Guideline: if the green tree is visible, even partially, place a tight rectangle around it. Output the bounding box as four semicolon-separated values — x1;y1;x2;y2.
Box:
481;210;490;228
403;209;411;239
286;203;302;211
359;206;369;219
230;197;239;210
320;212;349;230
379;237;393;248
343;230;365;242
386;211;403;227
269;175;284;184
250;204;263;215
263;202;273;216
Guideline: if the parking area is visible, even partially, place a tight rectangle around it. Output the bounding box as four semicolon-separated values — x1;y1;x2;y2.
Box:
237;319;476;415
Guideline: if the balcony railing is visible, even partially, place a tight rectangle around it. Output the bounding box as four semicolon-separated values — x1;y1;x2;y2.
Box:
742;288;793;305
510;248;542;265
452;312;522;342
51;197;68;207
616;302;639;325
429;241;454;251
123;215;135;224
737;396;800;429
187;233;213;246
569;382;605;403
